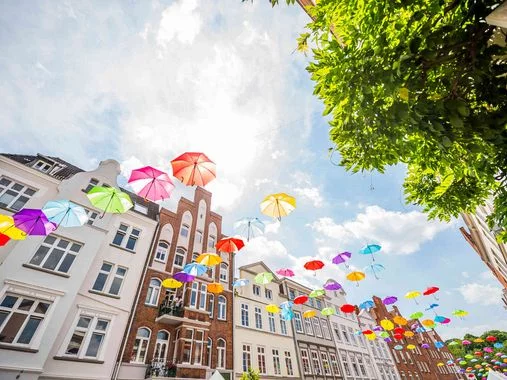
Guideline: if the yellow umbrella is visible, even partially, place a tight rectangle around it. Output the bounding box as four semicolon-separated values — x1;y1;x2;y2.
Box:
422;319;435;328
207;282;224;294
260;193;296;221
162;278;183;289
196;252;222;266
266;304;280;313
380;319;394;331
303;310;316;318
437;363;444;367
393;315;408;326
365;333;376;341
473;338;484;343
405;291;421;305
0;215;27;240
407;344;416;350
346;271;365;286
404;331;415;338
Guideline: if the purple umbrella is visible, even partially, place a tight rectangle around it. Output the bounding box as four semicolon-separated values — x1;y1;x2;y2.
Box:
324;281;342;291
421;343;430;349
13;209;56;236
172;271;195;283
373;325;383;332
383;296;398;305
384;338;392;343
332;251;352;266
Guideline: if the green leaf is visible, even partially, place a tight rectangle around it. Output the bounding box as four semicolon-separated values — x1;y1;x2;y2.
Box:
434;173;455;197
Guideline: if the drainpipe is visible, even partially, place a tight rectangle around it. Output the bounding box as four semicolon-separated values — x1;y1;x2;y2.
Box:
112;221;160;380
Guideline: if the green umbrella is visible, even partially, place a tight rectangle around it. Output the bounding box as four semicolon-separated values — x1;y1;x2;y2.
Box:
321;307;336;316
379;331;390;338
254;272;274;285
86;186;133;216
448;341;459;346
409;311;424;319
309;289;326;298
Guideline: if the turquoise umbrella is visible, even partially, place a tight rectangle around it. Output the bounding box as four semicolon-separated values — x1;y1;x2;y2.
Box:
183;263;208;276
359;244;381;261
234;217;265;241
43;200;89;228
233;279;250;287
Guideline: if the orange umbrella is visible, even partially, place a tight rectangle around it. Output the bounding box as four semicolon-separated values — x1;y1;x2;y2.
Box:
171;152;216;187
216;237;245;253
196;253;222;266
304;260;324;276
207;283;224;294
393;316;408;326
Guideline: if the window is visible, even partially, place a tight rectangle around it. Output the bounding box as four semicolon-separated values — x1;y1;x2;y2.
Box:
155;241;169;263
217;338;226;368
301;349;311;374
294;311;303;333
358;355;367;376
84;178;100;193
253;285;261;296
241;304;249;326
84;208;99;226
350;355;360;376
219;263;228;283
315;299;322;309
92;262;127;296
194;330;204;365
0;177;36;211
112;224;141;251
304;317;314;335
321;319;331;339
329;353;341;375
273;349;281;375
218;296;226;320
288;288;295;300
285;351;294;376
268;312;276;333
174;247;186;268
332;322;342;341
180;224;189;237
207;338;212;366
131;327;150;363
348;327;356;344
199;284;207;310
144;279;162;306
341;325;349;343
311;350;322;375
64;314;109;359
0;294;51;346
33;160;52;173
257;346;266;374
254;307;263;329
321;352;331;375
196;230;203;243
313;318;322;337
190;283;198;308
133;203;148;215
153;330;169;362
29;235;82;274
207;294;214;318
192;252;199;262
208;235;216;249
280;314;287;335
265;289;272;300
182;328;193;364
242;344;252;372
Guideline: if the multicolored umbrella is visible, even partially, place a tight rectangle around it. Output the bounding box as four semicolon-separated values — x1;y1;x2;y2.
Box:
363;263;385;280
216;237;245;254
303;310;316;318
405;291;421;305
171;152;216;187
207;283;224;294
294;295;308;305
332;251;352;266
162;278;183;289
172;271;195;283
0;215;26;240
423;286;440;300
13;209;56;236
309;289;326;298
128;166;175;201
321;307;336;316
359;244;381;261
0;233;9;246
260;193;296;221
434;315;447;323
346;271;365;286
233;217;265;241
86;186;133;216
196;253;222;266
266;304;280;313
340;304;355;314
323;281;342;291
255;272;274;285
183;263;208;276
383;296;398;305
304;260;324;275
359;300;374;310
276;268;295;277
233;279;250;287
42;200;88;227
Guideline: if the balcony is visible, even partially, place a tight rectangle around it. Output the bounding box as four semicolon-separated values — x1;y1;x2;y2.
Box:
156;305;211;326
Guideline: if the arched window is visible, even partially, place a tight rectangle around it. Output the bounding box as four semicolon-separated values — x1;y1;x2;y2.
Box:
217;338;226;369
174;247;186;268
153;330;169;362
131;327;151;363
219;263;228;283
145;279;161;306
155;241;169;263
180;224;190;237
218;295;226;320
207;338;213;367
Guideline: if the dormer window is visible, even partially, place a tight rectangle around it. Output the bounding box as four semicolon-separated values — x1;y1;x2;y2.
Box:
33;160;52;173
134;203;148;215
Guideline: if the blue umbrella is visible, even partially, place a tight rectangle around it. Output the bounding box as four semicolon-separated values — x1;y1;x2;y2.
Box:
280;301;294;309
435;341;444;349
363;263;385;280
359;244;381;261
233;217;265;241
281;307;294;321
359;300;374;310
425;303;439;314
233;279;250;287
494;342;504;349
42;200;88;228
183;263;208;276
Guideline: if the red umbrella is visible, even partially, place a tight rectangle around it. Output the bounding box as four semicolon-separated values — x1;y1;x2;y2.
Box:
363;329;374;335
0;233;9;246
340;304;355;314
294;295;308;305
394;327;405;335
171;152;216;187
423;286;440;300
486;335;497;342
304;260;324;276
215;237;245;253
393;333;403;340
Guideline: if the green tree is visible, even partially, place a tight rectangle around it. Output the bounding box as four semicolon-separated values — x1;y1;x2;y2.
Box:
241;368;260;380
263;0;507;240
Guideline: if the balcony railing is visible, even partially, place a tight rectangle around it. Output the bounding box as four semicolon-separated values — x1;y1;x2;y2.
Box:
158;305;184;318
145;360;177;378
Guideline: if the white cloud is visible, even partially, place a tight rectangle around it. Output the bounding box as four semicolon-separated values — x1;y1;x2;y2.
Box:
461;271;470;278
479;271;496;282
205;178;245;212
156;0;202;46
264;220;281;235
294;186;324;208
458;283;502;306
308;205;452;255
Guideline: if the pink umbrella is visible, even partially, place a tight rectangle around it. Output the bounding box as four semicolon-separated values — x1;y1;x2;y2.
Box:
128;166;175;202
462;340;472;345
276;268;295;277
13;209;56;236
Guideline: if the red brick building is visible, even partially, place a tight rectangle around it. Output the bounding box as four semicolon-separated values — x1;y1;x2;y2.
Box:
370;296;463;380
116;187;234;380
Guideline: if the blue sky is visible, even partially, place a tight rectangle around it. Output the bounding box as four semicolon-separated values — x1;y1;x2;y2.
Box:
1;0;505;339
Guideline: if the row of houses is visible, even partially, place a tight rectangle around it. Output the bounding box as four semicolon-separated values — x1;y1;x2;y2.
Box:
0;153;461;380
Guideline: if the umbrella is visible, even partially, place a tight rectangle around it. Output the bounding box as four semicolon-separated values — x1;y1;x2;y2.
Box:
196;253;222;266
266;304;280;313
394;327;405;335
233;279;250;287
363;263;385;280
171;152;216;187
410;312;424;319
304;260;324;276
303;310;316;318
462;340;472;346
407;344;416;350
437;362;445;367
426;303;439;311
393;316;408;325
207;283;224;294
448;341;460;346
42;200;89;227
474;338;484;343
383;296;398;305
172;271;195;283
362;329;374;335
255;272;274;285
423;286;440;300
366;334;377;341
379;331;390;338
294;295;308;305
332;251;352;266
280;301;294;310
162;278;183;289
183;263;208;276
422;319;435;328
359;300;374;310
128;166;175;201
216;237;245;254
381;319;394;330
404;331;415;338
421;343;430;349
452;309;469;319
260;193;296;221
323;281;342;291
394;345;403;350
434;315;447;323
340;304;355;314
233;217;265;241
486;336;497;342
321;307;336;316
435;341;445;349
405;291;421;305
309;289;326;298
281;308;294;321
86;186;133;216
0;215;26;240
394;333;403;340
359;244;381;261
494;343;504;349
13;209;57;236
276;268;295;277
346;271;365;286
0;233;9;246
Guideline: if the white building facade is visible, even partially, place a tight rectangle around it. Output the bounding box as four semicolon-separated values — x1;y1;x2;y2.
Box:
0;153;158;380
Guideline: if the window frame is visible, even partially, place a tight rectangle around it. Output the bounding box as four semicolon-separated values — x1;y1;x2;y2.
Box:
311;350;322;376
112;223;141;252
268;312;276;333
218;296;226;320
154;241;170;263
173;247;186;269
293;311;304;333
131;327;151;363
91;262;127;297
300;348;312;374
254;307;263;329
145;278;162;306
265;288;273;300
252;285;261;296
257;346;267;374
240;303;249;326
28;234;83;275
217;338;226;369
272;348;281;375
321;351;332;375
0;176;37;212
62;313;110;360
219;263;228;283
284;350;294;376
279;314;287;335
153;330;170;362
242;344;252;372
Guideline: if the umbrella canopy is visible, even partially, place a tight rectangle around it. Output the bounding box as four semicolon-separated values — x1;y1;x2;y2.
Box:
346;271;365;285
448;341;460;346
281;308;294;321
421;343;430;349
0;215;26;240
340;304;355;314
407;344;416;350
309;289;326;298
196;253;222;266
435;341;445;349
404;331;415;338
359;300;374;310
383;296;398;305
207;283;224;294
86;186;133;215
280;301;294;310
393;316;408;325
434;315;447;323
42;200;89;227
410;312;424;319
323;281;342;291
486;336;497;342
171;152;216;187
303;310;316;318
321;307;336;316
162;278;183;289
394;327;405;335
363;263;385;279
422;319;436;328
255;272;274;285
183;263;208;276
233;279;250;287
423;286;440;297
304;260;324;275
0;233;9;246
260;193;296;221
128;166;175;201
332;251;352;265
405;291;421;304
216;237;245;253
381;319;394;330
266;304;280;313
359;244;381;259
394;345;403;350
233;217;265;241
474;338;484;343
462;340;472;345
452;309;469;318
366;333;377;341
294;295;308;305
426;303;439;311
13;209;56;236
172;271;195;283
276;268;295;277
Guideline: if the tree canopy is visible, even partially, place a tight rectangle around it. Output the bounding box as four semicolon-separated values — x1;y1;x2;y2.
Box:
267;0;507;241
